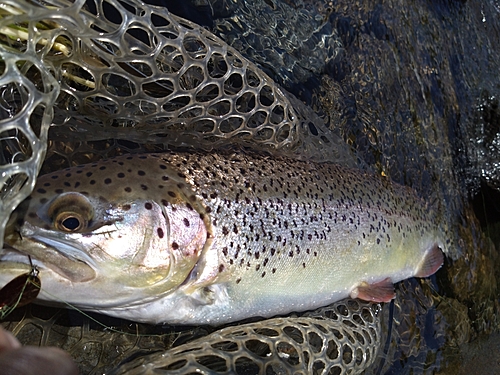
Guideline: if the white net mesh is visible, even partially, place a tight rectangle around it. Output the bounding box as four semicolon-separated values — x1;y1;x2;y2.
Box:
113;300;382;375
0;3;60;249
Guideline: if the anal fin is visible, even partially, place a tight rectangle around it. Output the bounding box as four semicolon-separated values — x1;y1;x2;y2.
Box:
350;278;395;303
415;244;444;278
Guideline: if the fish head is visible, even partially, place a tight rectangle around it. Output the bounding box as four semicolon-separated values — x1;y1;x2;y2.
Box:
1;156;208;310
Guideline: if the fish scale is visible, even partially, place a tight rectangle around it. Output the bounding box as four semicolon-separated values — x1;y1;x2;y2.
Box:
2;152;445;324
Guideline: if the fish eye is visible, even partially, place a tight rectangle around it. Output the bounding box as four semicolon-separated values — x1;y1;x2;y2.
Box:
47;192;94;233
55;213;84;232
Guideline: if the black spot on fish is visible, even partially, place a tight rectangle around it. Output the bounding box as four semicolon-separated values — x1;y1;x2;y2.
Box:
43;182;51;187
210;192;218;199
86;172;92;177
222;226;229;235
64;182;71;187
99;166;106;170
168;191;176;198
161;199;168;206
377;238;380;244
157;228;164;238
183;218;190;227
160;165;167;170
222;247;228;256
141;184;148;191
51;175;59;179
145;202;153;210
36;188;46;194
55;189;63;194
124;187;132;192
233;224;238;234
261;271;266;278
162;176;169;181
172;242;179;250
236;278;241;284
272;268;276;274
186;203;193;210
218;264;224;273
117;173;125;178
65;173;72;177
138;170;146;176
122;204;131;211
39;198;47;204
104;178;112;185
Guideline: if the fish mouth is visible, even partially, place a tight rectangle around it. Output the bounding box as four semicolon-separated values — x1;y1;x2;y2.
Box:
2;232;97;283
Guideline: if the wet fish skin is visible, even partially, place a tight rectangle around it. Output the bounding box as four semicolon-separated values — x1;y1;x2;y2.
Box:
2;152;445;324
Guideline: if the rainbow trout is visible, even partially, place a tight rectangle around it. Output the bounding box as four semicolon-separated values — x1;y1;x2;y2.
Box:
2;152;445;324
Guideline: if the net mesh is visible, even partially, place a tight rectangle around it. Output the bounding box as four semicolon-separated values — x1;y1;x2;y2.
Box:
2;299;383;375
0;4;60;248
114;300;382;375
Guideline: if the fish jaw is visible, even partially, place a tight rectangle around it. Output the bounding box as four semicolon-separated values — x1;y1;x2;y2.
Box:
3;222;97;282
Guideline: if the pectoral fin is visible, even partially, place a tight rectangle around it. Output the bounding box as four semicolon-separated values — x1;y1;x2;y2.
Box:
350;278;395;302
